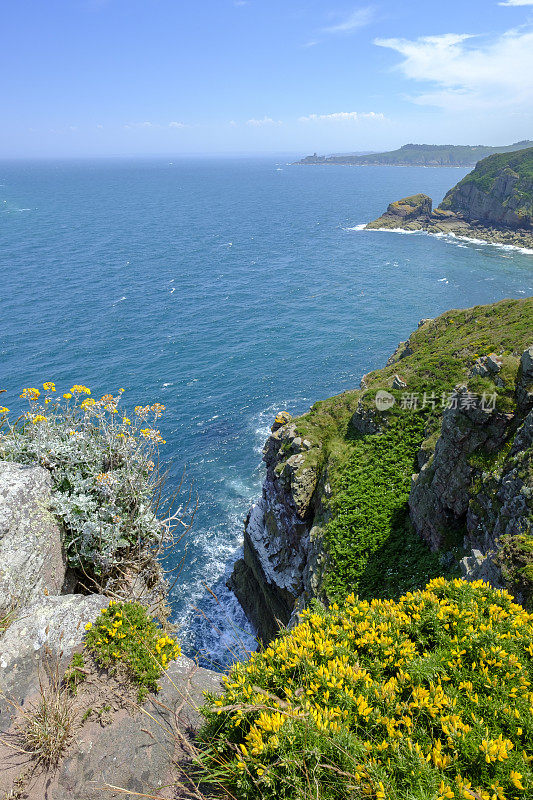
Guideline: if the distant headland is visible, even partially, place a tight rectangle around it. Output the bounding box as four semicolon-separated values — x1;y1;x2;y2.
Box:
294;140;533;167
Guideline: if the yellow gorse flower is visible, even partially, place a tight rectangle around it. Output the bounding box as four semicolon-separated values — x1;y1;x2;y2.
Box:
207;578;533;798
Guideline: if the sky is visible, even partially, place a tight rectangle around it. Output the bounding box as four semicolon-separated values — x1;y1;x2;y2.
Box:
1;0;533;157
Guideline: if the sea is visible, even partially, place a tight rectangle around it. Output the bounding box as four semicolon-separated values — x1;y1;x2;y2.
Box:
1;157;532;667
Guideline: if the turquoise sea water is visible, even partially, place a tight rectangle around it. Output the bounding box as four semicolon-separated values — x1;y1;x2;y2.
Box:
1;157;532;666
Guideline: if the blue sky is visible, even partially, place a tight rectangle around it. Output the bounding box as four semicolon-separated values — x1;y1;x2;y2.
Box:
2;0;532;157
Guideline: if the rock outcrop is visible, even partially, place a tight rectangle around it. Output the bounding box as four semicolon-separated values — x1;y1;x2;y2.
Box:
0;655;221;800
365;147;533;249
367;194;433;227
0;462;66;611
228;417;325;642
409;387;514;551
440;158;533;230
0;594;108;731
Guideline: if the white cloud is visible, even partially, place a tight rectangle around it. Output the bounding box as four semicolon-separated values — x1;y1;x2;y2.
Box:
375;28;533;111
246;116;282;127
323;6;375;34
499;1;533;6
124;121;153;129
299;111;386;122
169;121;186;128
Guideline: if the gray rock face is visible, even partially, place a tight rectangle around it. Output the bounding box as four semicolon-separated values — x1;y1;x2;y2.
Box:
386;340;413;366
517;345;533;411
470;353;503;378
465;407;533;605
0;459;223;800
0;461;65;612
441;169;533;229
0;651;222;800
410;361;533;606
0;594;108;731
460;549;505;590
228;419;323;642
392;374;407;390
409;387;513;550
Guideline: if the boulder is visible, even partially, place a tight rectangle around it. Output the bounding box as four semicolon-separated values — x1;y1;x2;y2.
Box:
0;594;108;731
392;375;407;390
470;353;503;378
0;461;65;612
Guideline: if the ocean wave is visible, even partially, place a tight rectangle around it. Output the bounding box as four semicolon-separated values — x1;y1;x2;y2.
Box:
347;224;533;255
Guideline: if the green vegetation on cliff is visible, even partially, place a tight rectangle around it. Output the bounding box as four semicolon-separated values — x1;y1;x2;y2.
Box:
442;148;533;197
291;298;533;603
296;141;533;167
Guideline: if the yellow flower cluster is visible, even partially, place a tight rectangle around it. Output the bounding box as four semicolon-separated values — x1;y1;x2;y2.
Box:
0;406;9;415
70;385;91;395
140;428;166;444
205;578;533;800
155;634;178;668
20;387;40;400
84;600;181;700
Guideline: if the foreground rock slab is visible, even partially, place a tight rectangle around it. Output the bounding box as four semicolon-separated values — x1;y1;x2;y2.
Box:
0;654;222;800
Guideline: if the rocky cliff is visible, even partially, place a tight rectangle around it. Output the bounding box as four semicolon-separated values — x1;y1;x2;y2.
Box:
231;298;533;642
365;147;533;248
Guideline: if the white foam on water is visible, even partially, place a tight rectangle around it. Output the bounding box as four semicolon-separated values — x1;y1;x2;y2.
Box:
177;399;309;667
348;224;533;255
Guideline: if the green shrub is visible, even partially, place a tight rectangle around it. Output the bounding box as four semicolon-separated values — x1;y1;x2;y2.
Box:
199;579;533;800
323;412;453;600
84;600;181;701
